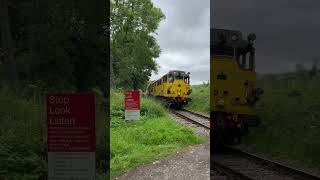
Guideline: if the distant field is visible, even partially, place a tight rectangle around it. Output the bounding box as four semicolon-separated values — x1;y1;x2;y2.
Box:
185;84;210;114
243;74;320;168
110;90;205;177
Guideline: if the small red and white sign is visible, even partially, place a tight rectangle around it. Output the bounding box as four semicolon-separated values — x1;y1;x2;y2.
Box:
47;93;95;180
124;90;140;120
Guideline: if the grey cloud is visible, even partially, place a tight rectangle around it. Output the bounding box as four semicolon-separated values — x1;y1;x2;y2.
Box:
151;0;210;84
212;0;320;73
155;0;210;28
151;50;209;84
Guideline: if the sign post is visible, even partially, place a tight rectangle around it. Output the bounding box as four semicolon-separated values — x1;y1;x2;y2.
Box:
47;93;95;180
124;90;140;120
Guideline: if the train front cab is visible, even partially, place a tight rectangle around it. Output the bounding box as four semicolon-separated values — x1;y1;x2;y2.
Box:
164;71;191;108
149;71;192;108
210;29;262;146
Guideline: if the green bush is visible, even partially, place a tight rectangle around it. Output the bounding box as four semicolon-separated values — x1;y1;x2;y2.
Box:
0;88;46;179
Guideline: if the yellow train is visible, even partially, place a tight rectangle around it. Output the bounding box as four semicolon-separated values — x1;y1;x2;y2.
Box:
147;70;192;108
211;28;263;145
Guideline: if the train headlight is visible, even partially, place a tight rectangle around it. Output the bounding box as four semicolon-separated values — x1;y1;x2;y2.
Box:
216;99;224;107
231;34;238;41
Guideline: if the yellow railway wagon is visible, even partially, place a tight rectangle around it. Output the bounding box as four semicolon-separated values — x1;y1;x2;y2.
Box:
147;70;192;108
211;28;263;146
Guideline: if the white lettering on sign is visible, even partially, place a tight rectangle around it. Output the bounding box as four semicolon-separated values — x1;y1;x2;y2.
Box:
49;106;71;114
48;95;74;125
49;96;70;105
49;117;76;125
47;93;95;180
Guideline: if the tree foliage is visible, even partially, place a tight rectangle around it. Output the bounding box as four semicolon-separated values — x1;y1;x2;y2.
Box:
0;0;107;94
310;59;319;78
111;0;165;90
0;1;109;178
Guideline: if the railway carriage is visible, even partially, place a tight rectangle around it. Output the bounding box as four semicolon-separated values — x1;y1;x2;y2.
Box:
211;28;263;146
147;70;192;108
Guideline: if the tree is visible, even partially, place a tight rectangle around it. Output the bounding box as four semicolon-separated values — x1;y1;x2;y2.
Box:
0;0;20;93
310;59;319;78
295;63;307;79
0;0;108;94
111;0;165;90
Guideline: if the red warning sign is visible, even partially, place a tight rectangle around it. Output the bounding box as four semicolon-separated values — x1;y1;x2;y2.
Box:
124;90;140;120
47;93;96;179
124;90;140;110
47;93;95;152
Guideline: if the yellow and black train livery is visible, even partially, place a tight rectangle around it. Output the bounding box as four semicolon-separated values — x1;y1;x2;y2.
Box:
211;28;263;146
147;70;192;108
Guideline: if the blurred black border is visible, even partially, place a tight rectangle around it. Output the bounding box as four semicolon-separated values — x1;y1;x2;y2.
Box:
0;0;110;179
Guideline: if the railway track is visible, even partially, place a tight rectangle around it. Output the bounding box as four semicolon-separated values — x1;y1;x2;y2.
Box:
181;108;210;119
212;146;320;180
169;108;210;129
169;109;319;179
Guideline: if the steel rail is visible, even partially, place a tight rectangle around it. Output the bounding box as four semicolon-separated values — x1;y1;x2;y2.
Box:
213;146;320;180
181;108;210;120
170;109;210;129
212;161;255;180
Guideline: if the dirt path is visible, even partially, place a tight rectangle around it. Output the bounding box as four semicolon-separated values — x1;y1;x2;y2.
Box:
115;140;210;180
114;111;211;180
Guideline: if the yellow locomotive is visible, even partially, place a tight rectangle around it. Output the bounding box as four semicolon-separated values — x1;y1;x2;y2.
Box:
211;28;263;145
147;70;192;108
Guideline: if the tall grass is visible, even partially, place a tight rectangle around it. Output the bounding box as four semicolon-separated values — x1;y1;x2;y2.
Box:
243;75;320;168
185;84;210;114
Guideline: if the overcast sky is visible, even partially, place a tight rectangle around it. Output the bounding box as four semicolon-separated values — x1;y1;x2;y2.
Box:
150;0;210;85
212;0;320;74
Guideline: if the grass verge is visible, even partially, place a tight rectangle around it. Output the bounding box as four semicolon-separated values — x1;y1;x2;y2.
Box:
185;84;210;114
110;90;205;177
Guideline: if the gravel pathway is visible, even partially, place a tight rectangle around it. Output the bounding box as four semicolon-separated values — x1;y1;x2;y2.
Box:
115;141;210;180
114;111;212;180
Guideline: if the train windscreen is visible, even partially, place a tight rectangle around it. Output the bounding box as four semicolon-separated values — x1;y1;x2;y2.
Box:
174;71;185;80
169;71;187;81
